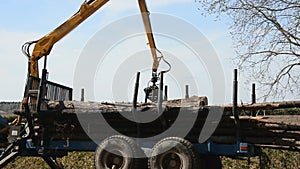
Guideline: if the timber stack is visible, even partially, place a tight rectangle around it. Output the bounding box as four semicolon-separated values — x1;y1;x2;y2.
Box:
41;96;300;150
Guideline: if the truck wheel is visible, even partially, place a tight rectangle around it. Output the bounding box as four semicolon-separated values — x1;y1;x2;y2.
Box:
149;137;200;169
94;135;146;169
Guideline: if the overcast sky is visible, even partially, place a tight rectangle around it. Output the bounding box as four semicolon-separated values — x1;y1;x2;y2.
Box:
0;0;251;104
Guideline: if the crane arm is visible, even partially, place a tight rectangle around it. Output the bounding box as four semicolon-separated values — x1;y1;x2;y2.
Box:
138;0;159;73
28;0;109;78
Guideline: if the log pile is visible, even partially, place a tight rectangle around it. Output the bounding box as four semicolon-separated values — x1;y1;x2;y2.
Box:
223;101;300;111
210;115;300;149
42;97;300;150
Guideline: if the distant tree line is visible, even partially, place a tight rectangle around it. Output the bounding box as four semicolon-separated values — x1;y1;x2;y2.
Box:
0;102;21;113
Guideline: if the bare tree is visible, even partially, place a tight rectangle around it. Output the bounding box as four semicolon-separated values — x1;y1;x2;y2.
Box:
197;0;300;100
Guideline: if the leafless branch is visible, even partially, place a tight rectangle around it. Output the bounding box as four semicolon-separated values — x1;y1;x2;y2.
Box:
197;0;300;100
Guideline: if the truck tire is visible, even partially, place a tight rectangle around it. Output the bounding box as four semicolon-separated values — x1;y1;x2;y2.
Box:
148;137;200;169
94;135;146;169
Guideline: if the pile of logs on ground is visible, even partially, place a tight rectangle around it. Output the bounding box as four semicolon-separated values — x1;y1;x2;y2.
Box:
43;97;300;150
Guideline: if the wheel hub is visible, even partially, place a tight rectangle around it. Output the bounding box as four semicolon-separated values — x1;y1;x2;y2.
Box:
162;152;182;169
103;150;124;168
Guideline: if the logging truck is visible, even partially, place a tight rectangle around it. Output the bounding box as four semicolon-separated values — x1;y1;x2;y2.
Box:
0;0;299;169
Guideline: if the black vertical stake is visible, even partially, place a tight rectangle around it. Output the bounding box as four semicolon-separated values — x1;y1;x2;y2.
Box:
133;72;140;138
133;72;140;109
164;85;168;101
69;89;73;101
158;72;164;114
252;83;256;104
158;72;167;131
81;88;85;102
251;83;256;116
233;69;241;142
185;85;189;99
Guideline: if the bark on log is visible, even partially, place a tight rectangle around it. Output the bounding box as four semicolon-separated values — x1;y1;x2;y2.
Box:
223;101;300;111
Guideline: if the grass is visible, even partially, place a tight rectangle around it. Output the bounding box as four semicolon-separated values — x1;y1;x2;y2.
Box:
222;149;300;169
3;149;299;169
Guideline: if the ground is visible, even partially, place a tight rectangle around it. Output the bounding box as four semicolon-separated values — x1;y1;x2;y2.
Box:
3;149;300;169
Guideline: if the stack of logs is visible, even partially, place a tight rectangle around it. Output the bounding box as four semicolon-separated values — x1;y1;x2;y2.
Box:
44;96;300;150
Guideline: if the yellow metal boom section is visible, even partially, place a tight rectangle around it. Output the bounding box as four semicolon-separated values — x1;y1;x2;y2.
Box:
138;0;159;73
29;0;109;78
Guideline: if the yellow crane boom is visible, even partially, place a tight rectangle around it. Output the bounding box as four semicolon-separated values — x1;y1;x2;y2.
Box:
27;0;109;78
138;0;160;73
25;0;161;78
